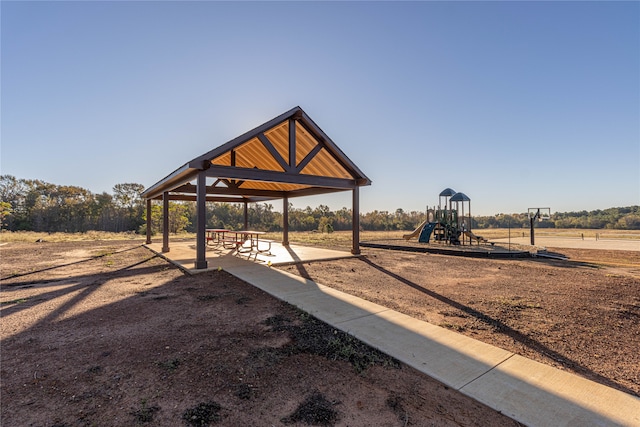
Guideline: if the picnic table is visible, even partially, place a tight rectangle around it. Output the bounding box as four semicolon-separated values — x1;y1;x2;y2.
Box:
206;229;272;255
205;229;230;246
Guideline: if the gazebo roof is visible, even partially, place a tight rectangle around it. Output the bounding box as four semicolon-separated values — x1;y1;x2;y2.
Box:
142;106;371;202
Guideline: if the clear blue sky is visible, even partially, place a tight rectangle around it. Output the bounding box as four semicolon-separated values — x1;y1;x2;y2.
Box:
2;1;638;216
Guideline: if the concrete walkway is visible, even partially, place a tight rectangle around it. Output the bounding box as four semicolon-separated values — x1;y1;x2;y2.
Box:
146;242;640;426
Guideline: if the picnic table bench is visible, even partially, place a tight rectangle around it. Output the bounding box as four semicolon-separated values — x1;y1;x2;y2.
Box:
206;229;271;255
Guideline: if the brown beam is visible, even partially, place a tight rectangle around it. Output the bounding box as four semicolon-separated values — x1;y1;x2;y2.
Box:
153;194;277;203
173;183;197;193
194;171;208;269
295;143;323;173
204;165;356;189
351;187;360;255
162;192;170;253
282;196;289;246
153;185;346;202
156;186;348;202
289;118;296;168
284;187;347;198
146;199;152;244
258;133;290;172
206;187;286;197
171;184;287;199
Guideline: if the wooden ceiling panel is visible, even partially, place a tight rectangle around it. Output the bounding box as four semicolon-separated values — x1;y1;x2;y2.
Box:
264;121;289;165
295;122;318;166
211;152;231;166
239;180;307;192
300;147;352;179
235;137;285;172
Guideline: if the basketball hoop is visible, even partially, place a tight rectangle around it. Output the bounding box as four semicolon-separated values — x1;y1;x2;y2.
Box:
527;208;551;245
528;208;551;221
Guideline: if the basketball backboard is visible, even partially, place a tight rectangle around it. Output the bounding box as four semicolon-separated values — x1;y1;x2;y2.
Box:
528;207;551;221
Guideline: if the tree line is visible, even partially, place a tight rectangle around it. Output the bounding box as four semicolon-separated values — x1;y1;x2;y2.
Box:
471;207;640;230
1;175;638;234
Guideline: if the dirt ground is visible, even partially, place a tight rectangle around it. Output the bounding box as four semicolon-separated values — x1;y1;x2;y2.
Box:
1;240;638;426
1;241;524;427
278;244;640;398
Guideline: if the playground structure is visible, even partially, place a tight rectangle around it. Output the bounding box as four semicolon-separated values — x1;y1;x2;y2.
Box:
362;188;532;258
403;188;489;246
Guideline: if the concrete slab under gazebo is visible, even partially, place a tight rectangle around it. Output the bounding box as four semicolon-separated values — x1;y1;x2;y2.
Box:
141;106;371;270
145;240;360;274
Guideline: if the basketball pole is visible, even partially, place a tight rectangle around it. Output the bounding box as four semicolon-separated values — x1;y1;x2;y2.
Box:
530;208;540;245
528;208;550;247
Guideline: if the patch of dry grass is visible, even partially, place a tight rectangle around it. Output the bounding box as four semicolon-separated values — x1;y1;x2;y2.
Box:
451;228;640;241
0;230;146;243
1;228;637;246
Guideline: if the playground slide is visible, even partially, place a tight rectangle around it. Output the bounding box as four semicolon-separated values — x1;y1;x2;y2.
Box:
418;222;438;243
403;219;429;240
463;230;487;243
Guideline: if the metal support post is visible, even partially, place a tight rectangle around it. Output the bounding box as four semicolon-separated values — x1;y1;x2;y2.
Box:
162;192;170;253
282;196;289;246
351;187;360;255
195;171;208;270
146;199;152;244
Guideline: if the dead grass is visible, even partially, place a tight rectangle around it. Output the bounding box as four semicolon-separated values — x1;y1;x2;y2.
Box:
0;230;146;243
1;228;637;246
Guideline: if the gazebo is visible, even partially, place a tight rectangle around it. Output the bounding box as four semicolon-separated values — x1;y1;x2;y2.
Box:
141;106;371;269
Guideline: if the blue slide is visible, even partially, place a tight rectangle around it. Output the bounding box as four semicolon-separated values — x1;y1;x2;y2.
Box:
418;222;438;243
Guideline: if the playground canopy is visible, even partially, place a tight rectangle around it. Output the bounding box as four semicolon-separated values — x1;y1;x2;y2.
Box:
439;188;457;197
141;106;372;269
450;192;470;202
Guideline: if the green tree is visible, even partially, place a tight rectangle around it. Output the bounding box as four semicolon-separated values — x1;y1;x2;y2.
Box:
334;207;352;230
0;201;12;229
0;175;31;230
317;216;334;233
93;192;116;231
168;203;191;234
113;183;145;232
